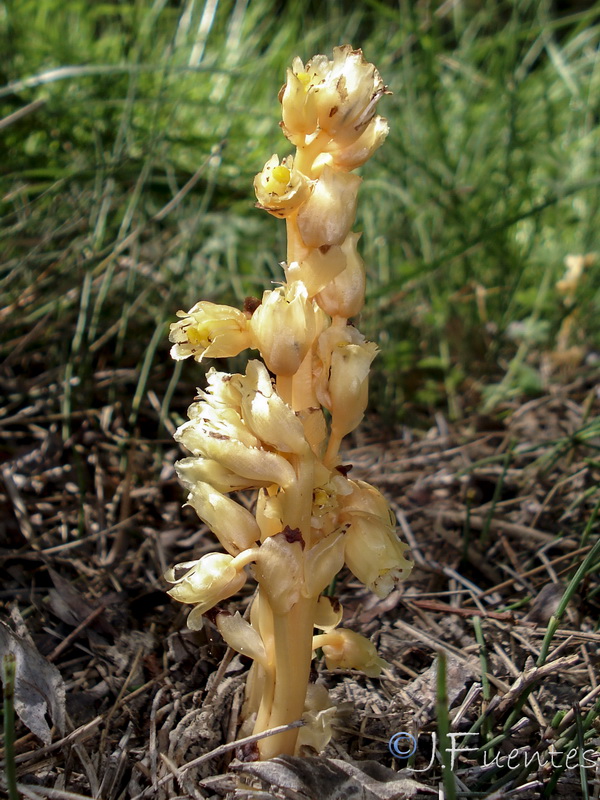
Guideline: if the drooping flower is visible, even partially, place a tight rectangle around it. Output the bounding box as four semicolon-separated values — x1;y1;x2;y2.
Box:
312;628;390;677
165;553;248;629
315;324;378;441
174;367;297;488
176;478;262;555
169;301;252;362
343;513;413;598
339;479;413;597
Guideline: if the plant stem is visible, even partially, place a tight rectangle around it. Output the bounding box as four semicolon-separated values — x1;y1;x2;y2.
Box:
257;594;317;758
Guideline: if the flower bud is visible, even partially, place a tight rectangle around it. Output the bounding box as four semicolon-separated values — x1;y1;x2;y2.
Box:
254;154;312;218
249;282;327;376
296;167;361;248
165;553;247;629
344;513;413;597
313;628;390;677
169;301;251;362
315;232;365;318
316;325;378;439
181;480;261;555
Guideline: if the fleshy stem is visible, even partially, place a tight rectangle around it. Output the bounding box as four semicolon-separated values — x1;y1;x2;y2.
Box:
253;207;321;757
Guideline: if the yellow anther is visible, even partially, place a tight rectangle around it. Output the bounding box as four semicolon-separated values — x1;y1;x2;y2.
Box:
296;71;311;88
272;165;291;184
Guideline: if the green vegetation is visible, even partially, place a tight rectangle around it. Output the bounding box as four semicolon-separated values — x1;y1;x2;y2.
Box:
2;0;600;426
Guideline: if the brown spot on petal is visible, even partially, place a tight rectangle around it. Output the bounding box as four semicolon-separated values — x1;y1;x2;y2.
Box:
244;296;262;315
319;244;331;254
281;525;305;549
329;105;339;118
335;464;353;476
208;431;229;440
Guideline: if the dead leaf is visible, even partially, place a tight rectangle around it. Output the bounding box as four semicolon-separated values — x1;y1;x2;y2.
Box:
231;755;437;799
0;619;65;744
400;654;477;724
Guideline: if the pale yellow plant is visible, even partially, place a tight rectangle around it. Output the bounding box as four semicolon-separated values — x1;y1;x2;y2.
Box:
165;45;413;759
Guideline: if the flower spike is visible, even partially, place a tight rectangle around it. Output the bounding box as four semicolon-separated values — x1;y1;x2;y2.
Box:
165;45;411;761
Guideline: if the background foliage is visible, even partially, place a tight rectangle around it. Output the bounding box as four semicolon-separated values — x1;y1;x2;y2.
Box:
2;0;600;427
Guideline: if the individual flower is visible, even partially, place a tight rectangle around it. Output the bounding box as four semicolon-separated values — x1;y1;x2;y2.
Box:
312;629;390;677
231;360;309;454
296;683;337;754
296;167;361;248
174;368;297;488
165;552;249;629
280;46;387;147
315;232;365;318
343;512;413;597
254;154;313;218
169;301;252;362
338;479;413;595
174;455;272;494
279;56;321;138
177;478;262;555
315;324;378;441
249;282;328;376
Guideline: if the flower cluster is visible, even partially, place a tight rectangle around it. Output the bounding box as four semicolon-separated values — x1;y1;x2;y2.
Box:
165;46;412;760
